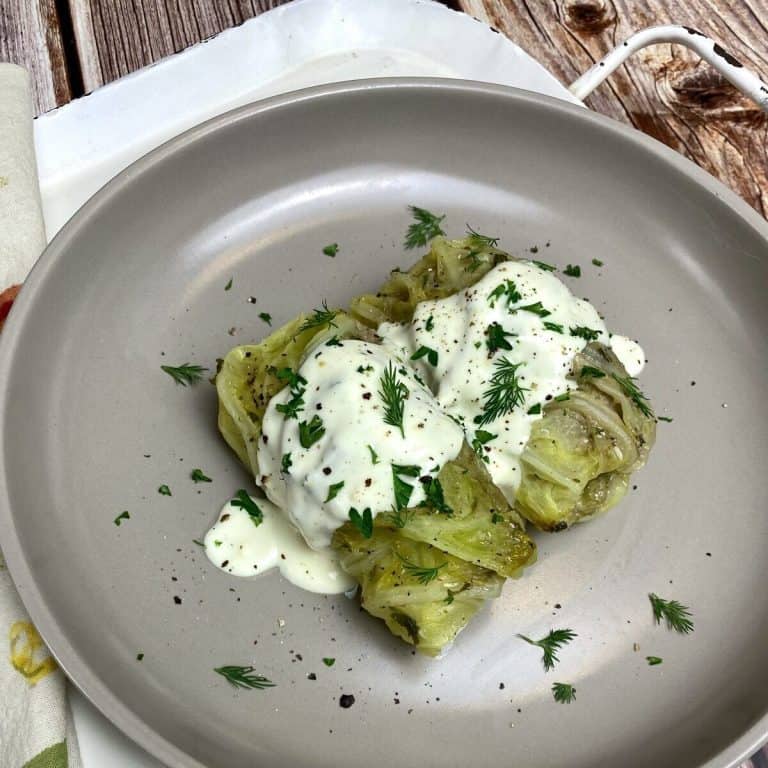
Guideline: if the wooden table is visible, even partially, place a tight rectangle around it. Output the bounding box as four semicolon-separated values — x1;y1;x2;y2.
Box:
1;1;766;216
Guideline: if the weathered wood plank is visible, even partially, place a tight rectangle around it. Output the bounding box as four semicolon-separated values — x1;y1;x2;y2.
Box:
0;0;72;114
68;0;293;94
459;0;768;216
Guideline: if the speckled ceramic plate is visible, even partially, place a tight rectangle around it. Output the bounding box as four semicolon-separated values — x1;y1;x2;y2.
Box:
1;81;767;768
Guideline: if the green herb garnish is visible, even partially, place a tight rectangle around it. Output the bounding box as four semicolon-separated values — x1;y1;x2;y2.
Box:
379;362;408;438
425;315;434;332
563;264;581;277
136;652;144;661
275;368;307;420
392;464;420;510
592;258;604;267
325;336;343;347
323;243;339;257
192;539;204;547
554;392;570;402
298;301;338;333
411;345;438;367
299;415;326;448
349;507;373;538
517;628;577;671
214;665;275;690
532;260;557;272
465;224;500;248
488;279;522;309
322;657;336;667
646;656;663;666
224;278;233;291
161;363;208;386
367;445;379;464
475;357;529;426
114;511;130;526
396;553;446;585
281;453;292;473
419;476;452;515
518;301;551;318
485;322;515;355
232;489;263;527
543;321;564;333
324;481;345;503
613;374;653;417
569;326;602;342
649;593;694;634
191;468;212;483
527;403;542;415
552;682;576;703
579;365;606;379
356;364;374;374
258;312;272;326
657;416;674;423
387;506;415;529
471;429;496;460
404;206;446;249
158;485;172;496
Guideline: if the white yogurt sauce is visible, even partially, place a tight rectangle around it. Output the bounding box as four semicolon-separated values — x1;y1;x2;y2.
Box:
204;496;355;594
257;340;464;549
378;260;644;503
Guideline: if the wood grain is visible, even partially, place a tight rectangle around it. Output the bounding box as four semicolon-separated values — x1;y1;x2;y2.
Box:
68;0;293;94
459;0;768;215
0;0;72;114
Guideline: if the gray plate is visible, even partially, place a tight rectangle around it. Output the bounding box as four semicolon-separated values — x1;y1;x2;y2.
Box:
1;80;767;768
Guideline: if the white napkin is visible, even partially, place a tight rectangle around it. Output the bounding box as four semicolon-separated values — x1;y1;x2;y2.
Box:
0;63;81;768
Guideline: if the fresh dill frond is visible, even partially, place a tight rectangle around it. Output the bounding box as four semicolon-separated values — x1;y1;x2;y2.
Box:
298;301;338;333
214;665;275;690
465;224;500;248
552;682;576;703
161;363;208;386
474;357;529;426
396;553;446;585
649;593;694;634
379;362;409;437
579;365;606;379
404;206;446;249
517;628;577;671
231;489;263;527
613;374;653;417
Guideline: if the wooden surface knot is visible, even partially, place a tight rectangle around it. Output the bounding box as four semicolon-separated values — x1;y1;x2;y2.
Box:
561;0;615;34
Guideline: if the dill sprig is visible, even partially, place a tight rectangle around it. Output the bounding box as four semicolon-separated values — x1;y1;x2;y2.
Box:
649;593;694;634
379;362;409;437
298;301;338;333
214;665;275;690
552;682;576;703
396;553;446;585
517;628;577;671
404;206;446;249
465;224;500;249
474;357;529;426
613;374;653;417
161;362;208;386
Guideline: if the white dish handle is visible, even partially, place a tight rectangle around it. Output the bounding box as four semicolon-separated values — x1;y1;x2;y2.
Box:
569;24;768;111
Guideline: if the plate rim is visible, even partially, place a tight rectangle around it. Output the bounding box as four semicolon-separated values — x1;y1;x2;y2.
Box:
1;77;767;768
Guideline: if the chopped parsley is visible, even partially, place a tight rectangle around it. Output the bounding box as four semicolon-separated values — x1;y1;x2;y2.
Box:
404;206;446;249
324;481;345;503
543;321;564;333
214;665;275;690
224;278;233;291
325;336;343;347
114;511;130;526
518;301;551;318
136;653;144;661
258;312;272;326
281;453;292;473
552;682;576;703
592;258;604;267
392;464;420;510
569;326;602;342
649;593;694;634
158;484;172;496
161;363;208;386
563;264;581;277
411;345;439;367
471;429;496;460
532;260;557;272
232;489;263;527
191;468;212;483
323;243;339;257
425;315;434;332
322;657;336;667
554;392;571;402
367;445;379;465
485;322;515;355
379;362;408;438
488;279;522;308
348;507;373;538
275;368;307;420
646;656;663;666
419;476;452;515
527;403;542;415
657;416;674;423
356;364;373;374
298;415;326;448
